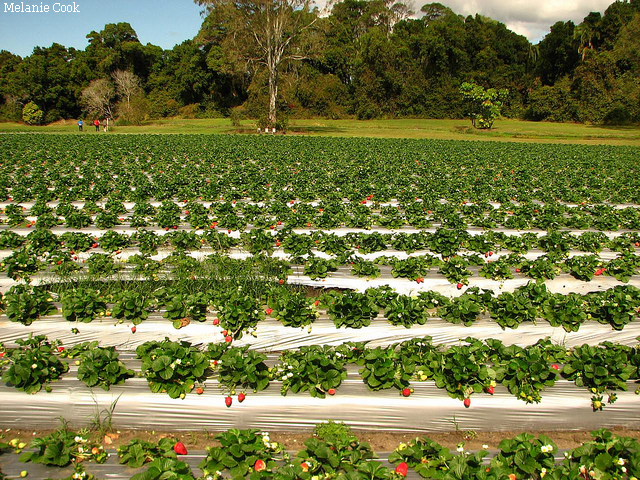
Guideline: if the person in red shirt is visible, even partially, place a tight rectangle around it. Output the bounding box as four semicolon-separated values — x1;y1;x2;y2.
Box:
93;119;100;132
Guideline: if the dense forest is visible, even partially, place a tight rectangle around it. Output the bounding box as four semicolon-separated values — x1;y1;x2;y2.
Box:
1;0;639;125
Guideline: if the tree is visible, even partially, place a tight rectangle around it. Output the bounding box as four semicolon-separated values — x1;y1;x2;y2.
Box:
196;0;318;127
459;82;508;129
22;101;43;125
112;69;141;110
81;78;115;119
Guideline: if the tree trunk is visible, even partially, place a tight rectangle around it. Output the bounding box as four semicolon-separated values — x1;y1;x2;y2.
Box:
268;65;278;127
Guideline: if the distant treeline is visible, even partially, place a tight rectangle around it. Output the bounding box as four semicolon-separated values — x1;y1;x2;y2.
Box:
1;0;639;125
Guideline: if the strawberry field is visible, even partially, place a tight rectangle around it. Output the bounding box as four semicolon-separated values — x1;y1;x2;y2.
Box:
0;134;639;479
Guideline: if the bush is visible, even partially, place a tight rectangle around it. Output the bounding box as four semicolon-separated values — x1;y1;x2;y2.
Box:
603;104;632;125
22;101;44;125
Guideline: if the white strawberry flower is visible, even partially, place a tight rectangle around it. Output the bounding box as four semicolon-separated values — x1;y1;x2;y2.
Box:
617;458;626;465
31;364;38;369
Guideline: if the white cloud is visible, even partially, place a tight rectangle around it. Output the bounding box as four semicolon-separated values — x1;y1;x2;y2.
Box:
312;0;616;43
420;0;615;42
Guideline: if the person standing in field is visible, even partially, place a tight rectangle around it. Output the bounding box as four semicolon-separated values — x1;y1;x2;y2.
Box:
102;119;107;132
78;119;83;131
94;119;100;132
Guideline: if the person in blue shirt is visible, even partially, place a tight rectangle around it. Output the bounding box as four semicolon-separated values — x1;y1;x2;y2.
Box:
78;120;83;131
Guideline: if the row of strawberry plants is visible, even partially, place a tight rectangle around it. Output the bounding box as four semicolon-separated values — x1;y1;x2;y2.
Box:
2;231;639;285
3;198;640;231
2;280;639;332
2;334;639;412
3;423;639;480
1;135;638;205
3;228;638;258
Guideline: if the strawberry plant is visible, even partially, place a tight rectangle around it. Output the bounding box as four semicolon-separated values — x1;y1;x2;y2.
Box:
4;285;56;325
564;254;602;281
163;292;210;328
241;229;275;255
384;294;429;328
216;288;264;339
489;288;539;329
64;210;92;228
556;429;640;479
574;231;608;253
214;346;270;395
272;345;347;397
199;429;283;479
490;433;557;479
520;255;563;280
111;290;150;324
118;438;177;468
266;289;318;328
2;334;68;393
295;423;375;478
543;292;588;332
60;232;93;252
388;436;457;479
2;248;40;280
502;233;537;254
479;257;514;281
347;232;390;254
430;227;468;257
98;230;130;252
19;427;107;467
94;211;120;229
137;338;211;399
561;342;635;410
61;287;106;323
605;252;640;282
154;200;182;228
438;288;492;326
133;229;162;255
487;339;564;403
390;255;440;281
86;253;121;276
351;258;381;278
324;290;379;328
0;230;25;249
303;257;339;280
587;285;640;330
438;255;473;284
77;346;134;390
359;346;414;391
168;230;201;251
130;457;196;480
432;338;494;402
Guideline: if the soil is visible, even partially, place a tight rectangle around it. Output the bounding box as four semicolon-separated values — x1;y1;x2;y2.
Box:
4;427;640;452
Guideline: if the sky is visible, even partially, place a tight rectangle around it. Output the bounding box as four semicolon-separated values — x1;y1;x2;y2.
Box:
0;0;618;58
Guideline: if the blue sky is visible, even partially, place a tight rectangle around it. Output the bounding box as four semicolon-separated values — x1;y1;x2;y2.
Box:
0;0;616;57
0;0;205;57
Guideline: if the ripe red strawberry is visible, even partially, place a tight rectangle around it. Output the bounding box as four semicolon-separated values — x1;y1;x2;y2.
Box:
301;462;309;472
225;335;233;343
416;277;424;284
173;225;178;229
279;279;285;285
327;388;336;396
130;326;136;333
173;442;187;455
212;318;219;325
266;308;273;315
196;387;204;395
0;352;4;358
463;398;471;408
57;346;64;353
552;364;560;370
270;225;275;229
395;462;408;476
92;243;98;248
277;221;282;225
225;396;232;407
401;388;411;397
238;392;246;402
221;330;227;336
228;229;232;234
515;268;521;273
489;251;493;256
254;459;266;472
314;300;319;307
486;386;494;395
456;283;463;290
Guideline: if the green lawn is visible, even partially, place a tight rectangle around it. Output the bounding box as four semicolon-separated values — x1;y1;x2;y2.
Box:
1;117;639;146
